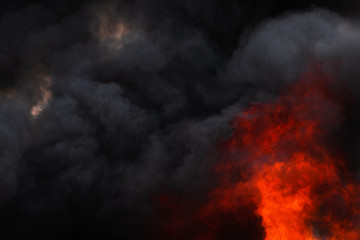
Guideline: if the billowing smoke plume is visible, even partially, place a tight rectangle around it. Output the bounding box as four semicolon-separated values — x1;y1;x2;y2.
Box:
1;0;360;239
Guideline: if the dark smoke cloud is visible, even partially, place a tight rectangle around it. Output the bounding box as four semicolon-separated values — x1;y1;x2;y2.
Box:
0;0;360;239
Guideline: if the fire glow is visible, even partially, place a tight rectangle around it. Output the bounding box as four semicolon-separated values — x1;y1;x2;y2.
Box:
154;65;360;239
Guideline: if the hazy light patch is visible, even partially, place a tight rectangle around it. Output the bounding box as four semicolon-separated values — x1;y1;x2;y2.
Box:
92;2;129;56
30;72;52;118
338;23;360;41
0;89;17;99
0;65;52;118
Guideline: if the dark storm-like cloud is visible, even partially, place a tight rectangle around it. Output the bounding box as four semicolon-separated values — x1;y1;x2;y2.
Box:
0;0;360;239
227;9;360;92
0;99;28;205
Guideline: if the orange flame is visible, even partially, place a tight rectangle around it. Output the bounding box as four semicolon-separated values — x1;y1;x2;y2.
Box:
153;64;360;240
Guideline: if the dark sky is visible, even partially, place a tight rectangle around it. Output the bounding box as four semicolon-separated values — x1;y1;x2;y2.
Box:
0;0;360;239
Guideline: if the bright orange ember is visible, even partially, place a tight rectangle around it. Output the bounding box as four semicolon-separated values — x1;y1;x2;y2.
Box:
153;64;360;240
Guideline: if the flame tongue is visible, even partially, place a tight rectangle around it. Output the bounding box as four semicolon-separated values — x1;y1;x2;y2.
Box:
153;65;360;240
219;65;360;240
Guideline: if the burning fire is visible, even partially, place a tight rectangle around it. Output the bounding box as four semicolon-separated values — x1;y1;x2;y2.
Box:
153;65;360;239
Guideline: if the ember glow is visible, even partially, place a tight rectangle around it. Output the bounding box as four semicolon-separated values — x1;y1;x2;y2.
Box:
154;65;360;239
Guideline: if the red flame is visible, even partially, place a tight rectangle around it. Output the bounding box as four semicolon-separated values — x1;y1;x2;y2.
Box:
152;64;360;240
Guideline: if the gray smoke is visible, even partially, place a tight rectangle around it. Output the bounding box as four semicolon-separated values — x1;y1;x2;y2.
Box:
0;1;359;239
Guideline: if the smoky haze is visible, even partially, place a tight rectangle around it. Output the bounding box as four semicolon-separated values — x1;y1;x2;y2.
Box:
0;0;360;239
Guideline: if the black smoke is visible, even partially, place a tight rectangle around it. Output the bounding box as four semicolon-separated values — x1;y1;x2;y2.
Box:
0;0;360;239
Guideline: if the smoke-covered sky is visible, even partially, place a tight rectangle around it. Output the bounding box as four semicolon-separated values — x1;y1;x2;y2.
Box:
1;0;360;239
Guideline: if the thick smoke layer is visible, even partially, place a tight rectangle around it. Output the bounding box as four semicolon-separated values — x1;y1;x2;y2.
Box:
0;0;360;239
